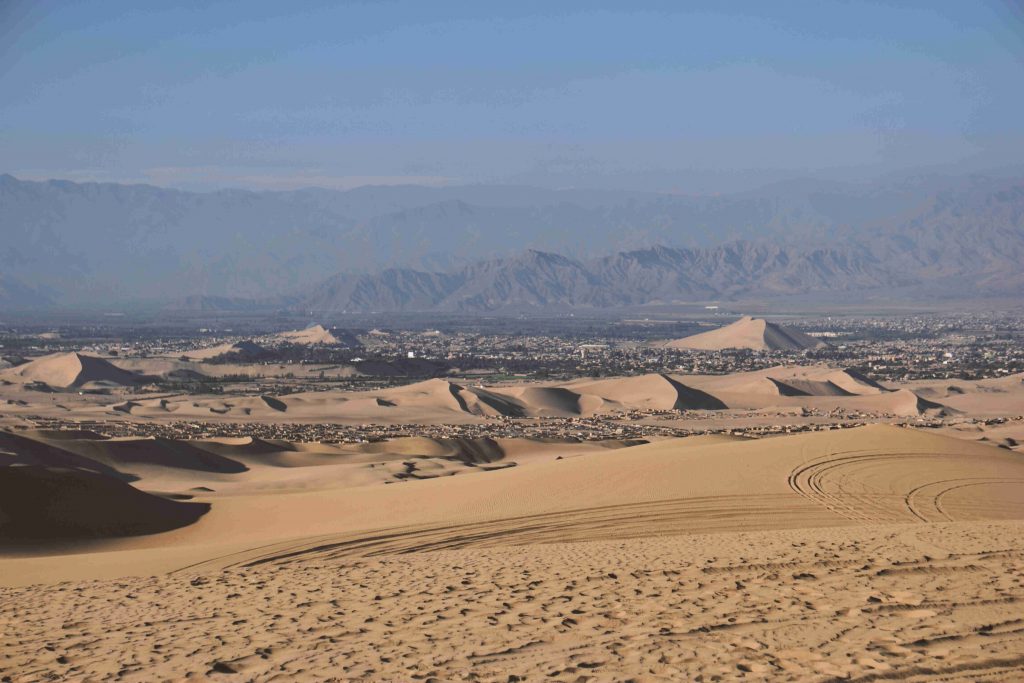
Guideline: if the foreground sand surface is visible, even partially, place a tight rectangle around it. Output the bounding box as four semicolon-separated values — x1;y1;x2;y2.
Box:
2;421;1024;681
3;522;1023;682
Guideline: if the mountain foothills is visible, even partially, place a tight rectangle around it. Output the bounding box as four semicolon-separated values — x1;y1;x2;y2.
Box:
1;172;1022;311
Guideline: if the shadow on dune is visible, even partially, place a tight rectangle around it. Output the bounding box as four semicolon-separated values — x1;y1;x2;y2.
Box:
51;437;249;474
0;431;136;481
0;466;209;543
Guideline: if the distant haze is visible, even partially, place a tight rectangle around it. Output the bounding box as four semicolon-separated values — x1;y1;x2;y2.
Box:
2;1;1023;193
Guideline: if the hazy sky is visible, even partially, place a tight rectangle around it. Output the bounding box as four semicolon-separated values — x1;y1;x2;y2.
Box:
2;0;1022;192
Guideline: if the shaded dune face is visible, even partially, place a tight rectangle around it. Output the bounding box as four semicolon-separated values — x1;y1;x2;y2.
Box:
0;466;209;541
47;437;250;475
0;430;133;481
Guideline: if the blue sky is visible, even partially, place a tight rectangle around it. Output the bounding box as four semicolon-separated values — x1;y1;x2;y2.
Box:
1;0;1022;192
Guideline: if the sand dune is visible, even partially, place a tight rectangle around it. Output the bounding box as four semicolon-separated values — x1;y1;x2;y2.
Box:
668;365;961;416
95;373;730;421
844;387;957;417
0;361;970;424
180;325;342;361
0;351;144;388
663;315;828;351
105;369;926;423
0;429;133;480
3;424;1024;680
97;371;954;421
906;372;1024;416
273;323;339;345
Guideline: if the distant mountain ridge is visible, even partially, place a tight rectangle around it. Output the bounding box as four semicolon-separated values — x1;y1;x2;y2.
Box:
1;172;1022;309
299;242;904;312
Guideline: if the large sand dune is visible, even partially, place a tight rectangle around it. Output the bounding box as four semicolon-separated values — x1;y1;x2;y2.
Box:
663;316;829;351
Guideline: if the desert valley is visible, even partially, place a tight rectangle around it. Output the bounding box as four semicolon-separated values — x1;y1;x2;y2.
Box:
4;3;1024;680
2;311;1023;682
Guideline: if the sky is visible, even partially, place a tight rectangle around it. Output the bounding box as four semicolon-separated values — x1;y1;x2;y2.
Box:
1;0;1023;193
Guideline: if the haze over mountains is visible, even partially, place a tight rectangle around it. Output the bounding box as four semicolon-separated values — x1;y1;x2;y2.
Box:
2;171;1022;311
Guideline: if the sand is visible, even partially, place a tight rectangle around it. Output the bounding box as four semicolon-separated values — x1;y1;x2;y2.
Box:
2;425;1022;578
1;425;1023;680
4;522;1021;681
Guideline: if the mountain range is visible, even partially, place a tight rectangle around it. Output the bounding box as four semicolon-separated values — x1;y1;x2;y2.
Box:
299;243;903;312
1;172;1021;311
